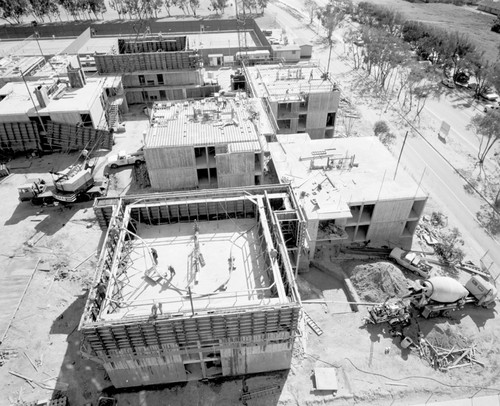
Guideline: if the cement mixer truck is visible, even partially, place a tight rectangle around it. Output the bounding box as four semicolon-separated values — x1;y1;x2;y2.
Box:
407;275;497;318
365;275;497;325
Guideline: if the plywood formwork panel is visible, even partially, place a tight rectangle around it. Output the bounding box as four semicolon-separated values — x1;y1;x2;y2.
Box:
218;174;254;188
305;92;331;130
0;121;40;153
145;146;195;169
367;220;405;244
216;152;254;175
371;199;413;223
148;167;198;190
81;306;300;354
220;332;293;375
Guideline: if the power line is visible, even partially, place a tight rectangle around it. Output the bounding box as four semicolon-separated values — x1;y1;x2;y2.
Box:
309;16;500;217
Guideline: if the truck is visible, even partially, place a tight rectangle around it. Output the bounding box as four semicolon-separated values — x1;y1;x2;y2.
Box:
407;275;497;318
365;275;497;325
389;247;432;278
107;150;145;169
17;160;107;205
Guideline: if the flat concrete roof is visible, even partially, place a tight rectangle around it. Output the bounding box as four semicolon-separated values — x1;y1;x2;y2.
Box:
0;77;105;117
0;38;75;57
102;218;276;319
269;134;428;221
246;64;339;101
77;37;118;55
188;30;259;49
145;95;267;149
0;55;44;78
32;54;80;77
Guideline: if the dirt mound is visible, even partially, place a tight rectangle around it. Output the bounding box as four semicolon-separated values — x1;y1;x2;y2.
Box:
349;261;410;302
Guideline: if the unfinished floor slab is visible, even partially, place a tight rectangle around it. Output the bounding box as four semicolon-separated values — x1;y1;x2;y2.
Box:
108;219;273;319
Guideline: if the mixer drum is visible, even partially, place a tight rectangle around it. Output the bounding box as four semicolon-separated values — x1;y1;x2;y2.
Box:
424;277;469;303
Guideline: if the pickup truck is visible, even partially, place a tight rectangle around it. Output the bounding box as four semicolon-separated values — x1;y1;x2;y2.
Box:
107;150;145;169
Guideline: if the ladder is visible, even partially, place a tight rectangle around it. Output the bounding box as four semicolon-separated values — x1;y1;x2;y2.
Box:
303;310;323;336
241;385;281;401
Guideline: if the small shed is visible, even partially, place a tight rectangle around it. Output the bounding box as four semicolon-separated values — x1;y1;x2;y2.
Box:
271;44;301;63
295;38;313;58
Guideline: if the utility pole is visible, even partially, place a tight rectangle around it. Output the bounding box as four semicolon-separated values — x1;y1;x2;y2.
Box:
394;131;409;181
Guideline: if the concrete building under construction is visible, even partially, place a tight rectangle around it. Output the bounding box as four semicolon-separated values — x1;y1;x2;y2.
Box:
244;63;340;139
143;94;274;191
269;133;428;258
80;185;305;388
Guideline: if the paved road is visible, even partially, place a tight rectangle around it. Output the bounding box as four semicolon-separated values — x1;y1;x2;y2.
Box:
266;0;500;275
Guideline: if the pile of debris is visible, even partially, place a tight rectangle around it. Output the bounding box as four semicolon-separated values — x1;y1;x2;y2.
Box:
419;339;483;371
0;349;18;366
349;262;409;302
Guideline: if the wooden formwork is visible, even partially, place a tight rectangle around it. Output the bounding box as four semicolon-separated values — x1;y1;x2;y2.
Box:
84;186;305;387
95;52;197;74
0;121;40;153
45;122;113;151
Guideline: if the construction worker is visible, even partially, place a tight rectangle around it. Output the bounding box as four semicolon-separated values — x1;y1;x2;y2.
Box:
151;248;158;265
168;265;176;279
151;301;162;319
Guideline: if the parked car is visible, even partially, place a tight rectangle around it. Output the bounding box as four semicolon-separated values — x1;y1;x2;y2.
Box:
107;150;145;169
484;104;500;113
480;90;499;102
441;78;455;89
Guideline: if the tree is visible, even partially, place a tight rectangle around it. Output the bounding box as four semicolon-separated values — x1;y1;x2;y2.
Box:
373;120;395;146
304;0;317;24
434;227;465;265
467;110;500;172
0;0;29;24
343;27;363;69
477;206;500;235
86;0;107;19
188;0;199;16
109;0;127;19
210;0;228;15
173;0;189;15
164;0;173;16
256;0;268;14
29;0;58;22
142;0;163;18
316;1;348;45
58;0;82;20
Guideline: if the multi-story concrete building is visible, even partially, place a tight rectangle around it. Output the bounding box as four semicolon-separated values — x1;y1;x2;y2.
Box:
0;64;120;153
143;94;274;190
244;63;340;139
269;133;428;261
81;185;305;387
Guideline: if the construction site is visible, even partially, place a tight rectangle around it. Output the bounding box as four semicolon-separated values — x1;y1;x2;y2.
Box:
80;185;305;387
1;6;500;406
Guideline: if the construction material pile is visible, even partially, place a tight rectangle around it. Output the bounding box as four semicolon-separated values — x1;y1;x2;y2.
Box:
349;262;409;302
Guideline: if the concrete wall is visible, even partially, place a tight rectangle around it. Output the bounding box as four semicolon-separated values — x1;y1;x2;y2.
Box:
146;146;198;190
305;90;339;137
122;71;202;88
216;152;255;188
104;351;186;388
81;304;300;388
221;333;292;375
49;111;81;125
